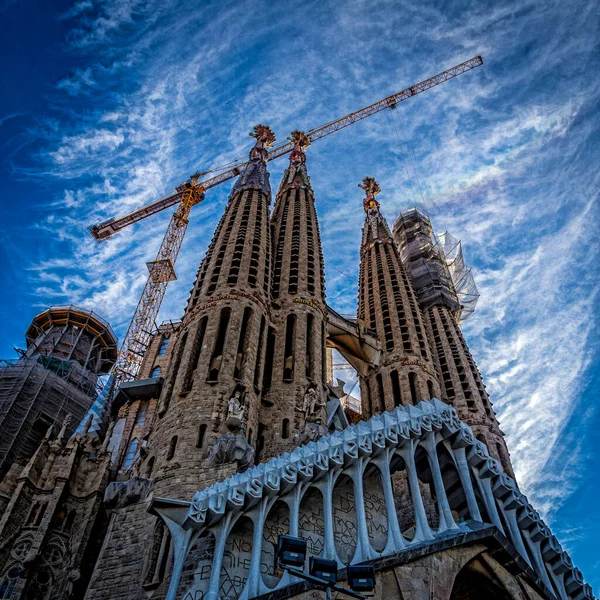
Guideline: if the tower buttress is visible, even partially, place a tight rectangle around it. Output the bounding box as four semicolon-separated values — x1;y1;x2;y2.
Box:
357;179;441;415
259;131;328;460
393;208;514;477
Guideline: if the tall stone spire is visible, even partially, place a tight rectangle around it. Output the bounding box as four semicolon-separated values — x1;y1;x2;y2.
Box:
393;208;514;476
259;131;328;460
146;126;276;499
357;178;441;416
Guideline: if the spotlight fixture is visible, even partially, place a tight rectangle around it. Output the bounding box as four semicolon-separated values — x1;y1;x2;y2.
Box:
309;557;338;584
276;535;307;569
347;565;376;593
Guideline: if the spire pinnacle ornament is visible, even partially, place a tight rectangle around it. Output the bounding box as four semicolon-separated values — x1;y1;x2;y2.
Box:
249;124;276;148
359;176;381;213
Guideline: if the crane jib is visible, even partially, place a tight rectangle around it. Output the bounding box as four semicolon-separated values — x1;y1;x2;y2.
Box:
88;55;483;242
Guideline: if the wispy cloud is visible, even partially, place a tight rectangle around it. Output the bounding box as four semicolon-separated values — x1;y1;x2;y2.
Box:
5;0;599;584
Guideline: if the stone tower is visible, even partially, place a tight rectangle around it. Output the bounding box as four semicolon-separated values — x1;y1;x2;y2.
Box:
260;131;328;459
146;124;277;500
357;178;441;415
393;207;513;477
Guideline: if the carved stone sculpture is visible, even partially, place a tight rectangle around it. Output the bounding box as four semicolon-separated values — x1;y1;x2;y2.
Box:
205;433;254;472
225;388;246;431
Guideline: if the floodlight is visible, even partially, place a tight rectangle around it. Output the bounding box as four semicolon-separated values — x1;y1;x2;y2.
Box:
347;565;376;592
309;557;338;584
277;535;307;569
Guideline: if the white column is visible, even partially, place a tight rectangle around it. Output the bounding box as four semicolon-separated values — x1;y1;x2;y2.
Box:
245;499;271;599
165;528;198;600
496;502;531;567
473;473;505;534
449;446;481;522
205;513;234;600
422;434;458;533
522;531;555;593
398;441;434;543
374;448;405;554
349;459;373;563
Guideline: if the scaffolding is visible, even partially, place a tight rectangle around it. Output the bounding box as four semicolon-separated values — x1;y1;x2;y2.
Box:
0;306;117;477
392;208;479;324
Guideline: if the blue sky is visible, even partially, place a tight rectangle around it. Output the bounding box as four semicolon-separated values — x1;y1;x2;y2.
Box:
0;0;598;587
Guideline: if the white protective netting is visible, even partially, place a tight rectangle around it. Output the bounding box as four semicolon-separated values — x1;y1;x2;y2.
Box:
435;232;480;323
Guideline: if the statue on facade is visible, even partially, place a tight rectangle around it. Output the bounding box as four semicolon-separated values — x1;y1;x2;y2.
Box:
296;384;325;422
225;384;246;431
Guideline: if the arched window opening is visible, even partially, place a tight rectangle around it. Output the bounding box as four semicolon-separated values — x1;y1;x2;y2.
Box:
248;428;253;444
408;372;418;405
142;522;171;589
234;308;253;380
135;402;148;426
158;338;169;356
123;438;139;469
0;566;21;598
144;456;155;478
283;314;296;382
281;419;290;439
207;308;231;383
391;370;402;407
427;379;434;399
150;366;161;378
376;373;385;413
196;424;208;449
166;436;177;461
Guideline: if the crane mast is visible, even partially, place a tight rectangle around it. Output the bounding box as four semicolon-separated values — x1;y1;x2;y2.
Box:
95;55;483;384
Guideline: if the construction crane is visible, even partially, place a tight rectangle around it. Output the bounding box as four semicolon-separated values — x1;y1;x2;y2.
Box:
89;56;483;384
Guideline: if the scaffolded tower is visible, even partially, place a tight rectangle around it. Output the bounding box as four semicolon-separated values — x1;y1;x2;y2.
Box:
393;208;513;476
0;306;117;478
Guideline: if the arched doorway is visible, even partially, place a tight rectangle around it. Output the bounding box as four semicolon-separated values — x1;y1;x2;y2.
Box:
450;557;512;599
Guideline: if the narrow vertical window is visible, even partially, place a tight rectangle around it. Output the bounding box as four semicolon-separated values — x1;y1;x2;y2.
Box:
207;308;231;382
145;456;155;478
282;419;290;439
409;372;418;405
391;370;402;407
123;438;139;469
283;314;296;382
234;307;252;380
158;338;169;356
167;436;177;461
196;424;208;449
376;373;385;413
427;380;434;399
262;327;276;392
305;314;314;378
150;366;161;378
254;317;266;388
